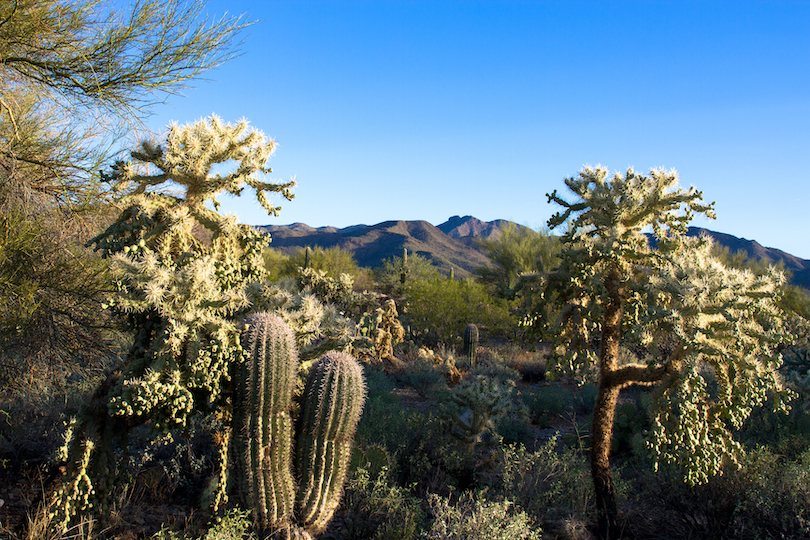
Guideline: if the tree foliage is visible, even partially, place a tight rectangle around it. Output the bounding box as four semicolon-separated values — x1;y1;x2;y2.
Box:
475;223;561;299
1;0;248;204
405;276;514;346
0;0;249;388
529;166;796;539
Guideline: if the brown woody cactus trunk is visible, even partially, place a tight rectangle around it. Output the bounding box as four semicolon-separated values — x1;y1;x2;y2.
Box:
591;267;623;540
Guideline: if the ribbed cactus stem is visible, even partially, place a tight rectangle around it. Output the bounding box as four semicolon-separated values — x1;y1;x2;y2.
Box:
232;312;299;530
400;248;409;285
296;352;366;534
463;323;479;367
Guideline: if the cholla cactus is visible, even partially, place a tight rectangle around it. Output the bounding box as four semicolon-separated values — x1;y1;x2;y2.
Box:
54;116;295;529
355;299;405;364
447;375;516;450
539;166;796;538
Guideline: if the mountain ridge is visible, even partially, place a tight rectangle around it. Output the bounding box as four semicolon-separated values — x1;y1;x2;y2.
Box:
257;217;810;287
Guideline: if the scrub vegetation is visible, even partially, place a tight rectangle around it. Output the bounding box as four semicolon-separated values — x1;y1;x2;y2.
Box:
2;2;809;540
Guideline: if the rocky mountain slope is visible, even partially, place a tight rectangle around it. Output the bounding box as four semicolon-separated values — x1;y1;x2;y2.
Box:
257;216;810;287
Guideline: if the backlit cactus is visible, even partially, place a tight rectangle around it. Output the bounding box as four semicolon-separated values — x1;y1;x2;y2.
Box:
232;312;298;530
463;323;479;367
233;313;366;537
296;351;367;533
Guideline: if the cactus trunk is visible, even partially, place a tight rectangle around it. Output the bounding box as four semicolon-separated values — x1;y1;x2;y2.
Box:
296;351;366;534
232;313;299;530
463;323;479;367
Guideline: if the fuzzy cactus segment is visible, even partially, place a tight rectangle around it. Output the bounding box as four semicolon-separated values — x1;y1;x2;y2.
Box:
295;351;366;534
232;312;299;530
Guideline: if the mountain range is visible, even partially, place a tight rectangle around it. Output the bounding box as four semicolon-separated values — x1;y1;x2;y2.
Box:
257;216;810;288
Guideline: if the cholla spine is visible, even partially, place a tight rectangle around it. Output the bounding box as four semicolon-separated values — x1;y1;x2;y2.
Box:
296;351;367;534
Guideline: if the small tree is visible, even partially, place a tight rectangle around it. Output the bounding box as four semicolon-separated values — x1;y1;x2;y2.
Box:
475;223;561;300
0;0;248;388
531;166;795;539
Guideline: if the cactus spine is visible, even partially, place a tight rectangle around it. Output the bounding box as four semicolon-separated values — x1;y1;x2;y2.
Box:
296;351;367;533
233;313;366;537
463;323;479;367
232;313;298;530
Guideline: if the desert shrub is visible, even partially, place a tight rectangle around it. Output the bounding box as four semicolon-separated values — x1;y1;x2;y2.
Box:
520;385;572;428
467;350;521;383
354;367;471;494
373;251;441;296
628;445;810;540
152;508;255;540
497;343;548;383
487;437;594;534
474;223;561;301
572;383;598;416
396;355;449;398
404;277;515;346
276;245;365;280
0;204;119;391
496;415;536;448
341;467;426;540
423;492;542;540
261;248;290;281
611;390;652;456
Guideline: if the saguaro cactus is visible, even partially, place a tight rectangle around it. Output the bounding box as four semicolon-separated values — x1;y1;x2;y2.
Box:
296;351;367;533
232;312;299;530
463;323;479;367
233;313;366;537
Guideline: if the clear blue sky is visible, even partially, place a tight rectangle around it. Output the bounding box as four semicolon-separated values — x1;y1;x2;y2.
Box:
145;1;810;259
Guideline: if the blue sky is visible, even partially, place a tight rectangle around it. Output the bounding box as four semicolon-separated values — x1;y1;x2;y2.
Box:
145;1;810;258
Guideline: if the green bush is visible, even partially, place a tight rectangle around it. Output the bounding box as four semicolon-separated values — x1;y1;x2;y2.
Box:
404;277;515;346
423;492;542;540
279;245;366;280
396;355;448;398
488;437;593;534
354;367;470;494
152;508;255;540
628;445;810;539
341;467;426;540
372;251;440;296
520;385;572;428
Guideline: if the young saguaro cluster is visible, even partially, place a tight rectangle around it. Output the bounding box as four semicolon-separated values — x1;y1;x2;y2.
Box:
232;312;366;538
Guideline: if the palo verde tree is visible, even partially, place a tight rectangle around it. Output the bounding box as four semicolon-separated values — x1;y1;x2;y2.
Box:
51;115;295;529
1;0;248;204
474;223;561;300
530;166;795;539
0;0;248;383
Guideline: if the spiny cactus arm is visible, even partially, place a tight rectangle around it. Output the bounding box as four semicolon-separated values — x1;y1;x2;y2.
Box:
232;313;300;530
296;352;366;534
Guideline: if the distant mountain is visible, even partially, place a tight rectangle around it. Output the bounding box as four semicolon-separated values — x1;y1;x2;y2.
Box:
257;217;810;288
258;217;502;278
686;227;810;288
